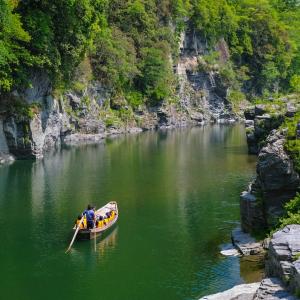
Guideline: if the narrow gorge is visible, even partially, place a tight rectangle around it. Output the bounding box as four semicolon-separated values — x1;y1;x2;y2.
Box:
0;1;300;300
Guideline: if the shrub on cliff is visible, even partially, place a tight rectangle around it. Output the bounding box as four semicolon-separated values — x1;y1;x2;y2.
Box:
278;193;300;229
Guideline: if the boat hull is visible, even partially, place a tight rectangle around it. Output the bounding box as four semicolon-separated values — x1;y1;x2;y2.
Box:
77;221;117;240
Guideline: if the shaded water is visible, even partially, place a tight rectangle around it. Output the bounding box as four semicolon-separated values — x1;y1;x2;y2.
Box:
0;125;257;300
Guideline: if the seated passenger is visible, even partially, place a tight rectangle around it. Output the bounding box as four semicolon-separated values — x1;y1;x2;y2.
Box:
97;219;103;228
75;215;84;229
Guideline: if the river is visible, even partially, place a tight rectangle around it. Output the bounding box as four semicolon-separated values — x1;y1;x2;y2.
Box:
0;125;258;300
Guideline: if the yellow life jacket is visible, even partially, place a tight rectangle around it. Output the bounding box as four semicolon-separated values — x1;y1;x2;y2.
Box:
83;216;87;228
76;219;84;229
98;220;103;228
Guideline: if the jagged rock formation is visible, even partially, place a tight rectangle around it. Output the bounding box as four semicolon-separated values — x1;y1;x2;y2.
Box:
176;27;235;123
199;283;261;300
0;27;238;161
266;225;300;294
245;99;300;155
231;227;263;255
241;129;300;231
254;277;298;300
241;98;300;232
0;71;194;160
202;225;300;300
200;277;298;300
1;73;71;159
0;117;14;164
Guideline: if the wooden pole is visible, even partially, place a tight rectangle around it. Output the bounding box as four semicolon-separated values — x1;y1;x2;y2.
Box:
66;216;84;253
94;230;96;252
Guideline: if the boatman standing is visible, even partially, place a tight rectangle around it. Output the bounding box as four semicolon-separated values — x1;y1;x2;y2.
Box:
83;204;95;229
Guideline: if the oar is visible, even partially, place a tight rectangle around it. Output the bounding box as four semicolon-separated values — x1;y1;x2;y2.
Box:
66;216;84;253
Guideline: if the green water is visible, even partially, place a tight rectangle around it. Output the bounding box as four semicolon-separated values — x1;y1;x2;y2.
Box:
0;125;257;300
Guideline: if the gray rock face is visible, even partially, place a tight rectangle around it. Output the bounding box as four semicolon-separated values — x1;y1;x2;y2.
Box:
0;118;14;164
240;183;267;232
244;105;285;155
199;283;261;300
231;227;263;255
200;278;299;300
0;118;9;154
3;116;33;158
176;27;235;123
266;225;300;294
254;277;298;300
257;131;299;192
3;94;71;159
1;27;240;160
256;132;300;226
241;130;300;231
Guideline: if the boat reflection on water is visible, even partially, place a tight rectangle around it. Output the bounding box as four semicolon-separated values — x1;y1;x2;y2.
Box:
69;227;118;266
93;226;118;258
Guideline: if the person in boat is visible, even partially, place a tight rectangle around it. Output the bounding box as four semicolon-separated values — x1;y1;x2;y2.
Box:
75;215;85;229
111;210;115;219
97;216;103;228
96;215;103;228
105;212;111;224
83;204;95;229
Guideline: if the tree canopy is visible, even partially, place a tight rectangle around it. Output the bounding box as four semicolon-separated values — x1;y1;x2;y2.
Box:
1;0;300;102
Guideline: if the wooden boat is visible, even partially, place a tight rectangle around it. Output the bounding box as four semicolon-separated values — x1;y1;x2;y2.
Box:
74;201;118;240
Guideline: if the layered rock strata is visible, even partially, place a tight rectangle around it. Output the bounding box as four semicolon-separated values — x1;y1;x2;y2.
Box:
266;225;300;294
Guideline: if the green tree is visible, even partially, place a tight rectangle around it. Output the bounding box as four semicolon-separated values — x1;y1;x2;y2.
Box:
0;0;31;91
91;27;139;89
138;43;174;102
290;74;300;92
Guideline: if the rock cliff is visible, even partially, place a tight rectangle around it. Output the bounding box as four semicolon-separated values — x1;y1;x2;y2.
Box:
241;99;300;232
266;225;300;294
0;27;238;162
176;27;236;123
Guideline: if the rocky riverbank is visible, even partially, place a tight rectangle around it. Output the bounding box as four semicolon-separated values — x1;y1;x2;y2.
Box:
203;97;300;299
242;99;300;231
201;225;300;300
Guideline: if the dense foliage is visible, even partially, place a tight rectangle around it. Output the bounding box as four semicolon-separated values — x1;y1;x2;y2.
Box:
1;0;300;103
277;193;300;229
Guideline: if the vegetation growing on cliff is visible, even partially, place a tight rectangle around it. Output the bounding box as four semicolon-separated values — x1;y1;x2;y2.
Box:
283;111;300;172
278;193;300;229
0;0;300;105
274;109;300;230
